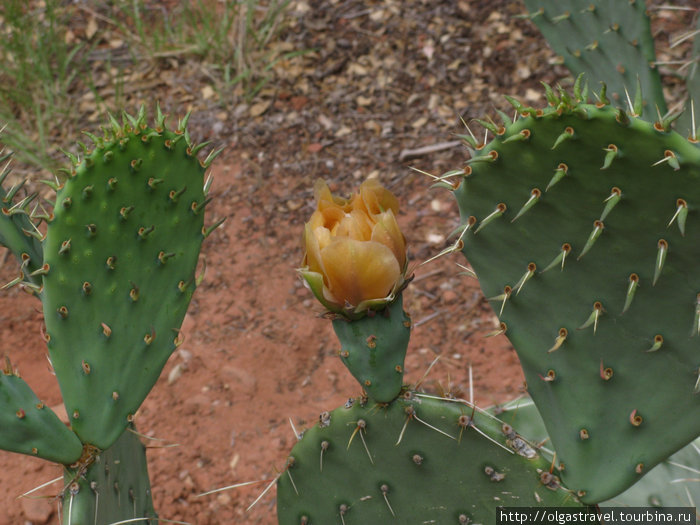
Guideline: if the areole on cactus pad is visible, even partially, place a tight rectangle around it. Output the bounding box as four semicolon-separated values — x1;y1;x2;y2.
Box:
450;81;700;503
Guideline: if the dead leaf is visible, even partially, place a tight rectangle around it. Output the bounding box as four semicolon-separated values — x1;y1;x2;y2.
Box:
412;117;428;129
249;101;271;117
86;17;98;40
292;0;311;13
318;114;334;131
168;363;184;384
428;94;440;110
525;89;541;103
427;233;446;244
201;85;215;100
290;96;308;111
356;95;372;106
335;126;352;138
286;199;303;211
363;120;381;134
422;39;435;60
370;9;386;22
431;199;447;212
348;63;369;76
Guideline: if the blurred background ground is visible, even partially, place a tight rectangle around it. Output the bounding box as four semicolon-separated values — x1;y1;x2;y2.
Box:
0;1;695;523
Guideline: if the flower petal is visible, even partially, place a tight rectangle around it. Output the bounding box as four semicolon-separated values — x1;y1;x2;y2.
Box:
315;179;350;211
336;209;373;241
321;238;400;308
358;179;400;216
371;210;406;269
303;222;326;275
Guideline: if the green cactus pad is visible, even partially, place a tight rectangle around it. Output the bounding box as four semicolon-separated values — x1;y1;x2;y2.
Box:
522;0;666;119
61;425;157;524
607;435;700;509
42;108;207;449
277;392;586;524
492;396;700;509
0;360;82;464
331;294;411;403
453;89;700;502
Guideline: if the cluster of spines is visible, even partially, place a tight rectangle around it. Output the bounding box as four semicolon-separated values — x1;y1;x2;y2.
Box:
479;205;696;363
64;106;222;175
430;79;698;293
0;152;46;290
59;106;224;239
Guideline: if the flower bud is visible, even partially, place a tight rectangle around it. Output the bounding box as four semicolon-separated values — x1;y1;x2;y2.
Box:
300;179;407;317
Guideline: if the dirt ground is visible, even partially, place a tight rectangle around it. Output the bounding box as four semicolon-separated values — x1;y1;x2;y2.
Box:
0;1;695;523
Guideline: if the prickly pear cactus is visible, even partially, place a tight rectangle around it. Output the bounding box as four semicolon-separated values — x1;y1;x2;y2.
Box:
40;107;216;450
521;0;666;119
331;295;411;402
61;425;157;524
277;392;586;524
0;357;82;464
451;83;700;502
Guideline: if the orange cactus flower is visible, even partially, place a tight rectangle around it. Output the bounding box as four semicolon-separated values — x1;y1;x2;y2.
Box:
301;179;408;316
